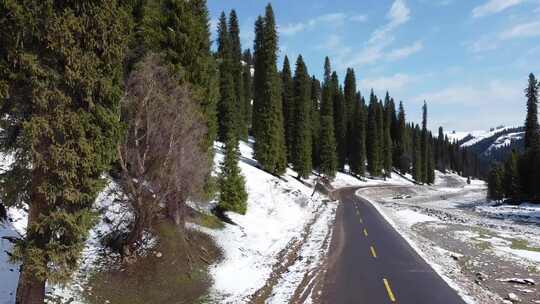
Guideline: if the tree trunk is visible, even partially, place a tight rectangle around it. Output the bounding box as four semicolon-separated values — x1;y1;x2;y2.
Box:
15;270;45;304
16;168;47;304
166;193;186;227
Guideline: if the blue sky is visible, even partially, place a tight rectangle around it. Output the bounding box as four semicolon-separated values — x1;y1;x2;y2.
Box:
207;0;540;132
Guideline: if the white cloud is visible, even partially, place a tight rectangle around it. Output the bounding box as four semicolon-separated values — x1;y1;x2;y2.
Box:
386;41;423;61
360;73;417;93
279;13;351;36
465;36;499;53
369;0;410;44
500;21;540;39
411;80;521;106
472;0;526;18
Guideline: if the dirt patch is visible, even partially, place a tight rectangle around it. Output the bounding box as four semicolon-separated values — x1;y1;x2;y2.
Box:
82;221;221;304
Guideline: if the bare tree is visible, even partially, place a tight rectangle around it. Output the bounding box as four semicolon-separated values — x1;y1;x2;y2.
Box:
117;54;209;253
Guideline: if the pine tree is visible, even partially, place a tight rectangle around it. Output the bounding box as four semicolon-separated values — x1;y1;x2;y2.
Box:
319;116;338;178
396;101;410;174
311;77;322;169
252;16;265;140
427;143;436;184
252;4;287;175
242;49;253;133
229;10;247;140
218;136;248;214
350;93;366;176
0;1;129;302
318;57;337;177
282;56;295;162
217;12;238;142
344;68;357;166
334;84;347;171
383;94;393;177
291;55;313;178
412;126;423;182
503;150;520;202
160;0;218;150
421;101;429;183
488;166;504;201
524;73;539;150
367;91;382;176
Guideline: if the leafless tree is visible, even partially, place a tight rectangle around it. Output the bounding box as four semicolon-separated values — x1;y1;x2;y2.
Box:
117;54;209;253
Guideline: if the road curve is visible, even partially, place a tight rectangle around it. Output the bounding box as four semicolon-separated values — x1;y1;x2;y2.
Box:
321;187;466;304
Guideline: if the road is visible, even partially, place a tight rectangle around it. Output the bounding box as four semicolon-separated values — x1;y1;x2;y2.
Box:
321;187;467;304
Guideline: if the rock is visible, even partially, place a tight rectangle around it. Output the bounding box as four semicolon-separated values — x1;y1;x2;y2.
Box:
155;252;163;258
505;293;520;303
502;300;513;304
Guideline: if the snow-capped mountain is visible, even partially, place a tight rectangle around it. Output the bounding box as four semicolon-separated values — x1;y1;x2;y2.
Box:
447;126;524;164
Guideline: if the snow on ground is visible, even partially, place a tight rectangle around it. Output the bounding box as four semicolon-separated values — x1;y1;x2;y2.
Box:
200;140;336;303
485;132;523;153
475;202;540;224
331;171;414;189
457;126;521;148
394;209;440;227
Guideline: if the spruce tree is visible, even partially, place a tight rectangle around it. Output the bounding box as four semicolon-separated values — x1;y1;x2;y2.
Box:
218;136;248;214
383;95;393;177
524;73;539;149
488;166;504;201
334;84;347;171
252;4;287;175
0;1;129;302
396;101;410;174
421;101;429;183
252;16;265;140
427;143;436;184
217;12;238;142
311;77;322;169
319;116;338;178
229;10;247;139
160;0;218;149
318;57;337;177
503;150;520;202
350;93;366;176
367;91;382;176
282;56;295;162
242;49;253;133
344;68;357;166
291;55;313;178
412;126;423;182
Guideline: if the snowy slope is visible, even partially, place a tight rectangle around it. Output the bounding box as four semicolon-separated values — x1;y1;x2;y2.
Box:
201;140;337;303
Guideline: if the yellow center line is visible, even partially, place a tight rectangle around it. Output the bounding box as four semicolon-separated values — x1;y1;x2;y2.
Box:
363;228;368;237
383;278;397;302
370;246;377;258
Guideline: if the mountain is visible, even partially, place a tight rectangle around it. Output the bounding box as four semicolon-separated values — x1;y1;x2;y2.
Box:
448;126;524;165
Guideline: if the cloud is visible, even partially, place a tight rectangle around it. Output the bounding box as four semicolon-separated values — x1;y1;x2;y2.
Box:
500;21;540;39
465;36;499;53
360;73;417;93
386;41;423;61
369;0;410;44
472;0;526;18
411;80;521;106
279;13;354;36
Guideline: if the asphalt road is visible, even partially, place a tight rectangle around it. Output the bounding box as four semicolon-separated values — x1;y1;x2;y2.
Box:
322;187;467;304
